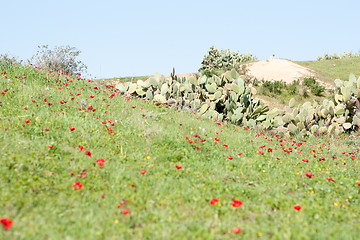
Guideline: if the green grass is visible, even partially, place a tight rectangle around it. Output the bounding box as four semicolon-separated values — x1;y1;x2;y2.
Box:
296;57;360;86
96;75;150;84
1;62;360;239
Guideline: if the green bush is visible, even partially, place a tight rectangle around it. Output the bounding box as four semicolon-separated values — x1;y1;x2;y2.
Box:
311;84;325;96
317;51;360;61
199;46;256;75
286;80;299;95
303;77;316;88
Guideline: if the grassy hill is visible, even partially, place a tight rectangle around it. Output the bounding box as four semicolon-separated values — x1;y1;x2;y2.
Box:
1;61;360;239
296;57;360;86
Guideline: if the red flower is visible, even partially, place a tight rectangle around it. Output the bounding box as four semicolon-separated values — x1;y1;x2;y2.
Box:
302;159;309;162
210;198;219;205
227;155;233;160
108;119;115;126
238;153;243;156
69;126;75;131
188;140;194;144
90;95;95;98
96;159;105;168
196;146;201;150
84;151;92;157
48;145;54;148
215;138;220;141
140;169;147;174
293;205;301;211
357;182;360;186
122;208;131;214
326;178;335;182
0;218;13;230
305;171;313;178
101;120;106;124
175;165;182;169
24;119;30;123
233;227;242;234
258;148;264;155
72;181;83;190
232;199;243;207
216;123;221;126
78;145;84;151
267;148;273;152
223;144;228;148
43;128;50;131
59;99;66;104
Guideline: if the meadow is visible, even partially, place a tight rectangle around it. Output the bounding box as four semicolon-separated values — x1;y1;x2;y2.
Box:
1;60;360;239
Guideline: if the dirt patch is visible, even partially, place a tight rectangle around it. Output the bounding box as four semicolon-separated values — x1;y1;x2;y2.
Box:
246;59;315;83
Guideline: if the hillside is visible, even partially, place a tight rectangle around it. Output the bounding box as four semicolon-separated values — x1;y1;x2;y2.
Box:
1;61;360;239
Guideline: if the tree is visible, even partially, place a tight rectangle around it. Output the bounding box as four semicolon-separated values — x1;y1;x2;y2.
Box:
30;45;87;75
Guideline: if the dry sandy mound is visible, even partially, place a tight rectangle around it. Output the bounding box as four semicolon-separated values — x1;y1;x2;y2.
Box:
247;59;315;84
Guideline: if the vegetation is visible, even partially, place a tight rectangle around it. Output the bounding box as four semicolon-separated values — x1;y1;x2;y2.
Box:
296;57;360;86
29;45;87;75
199;46;256;77
1;57;360;240
317;51;360;61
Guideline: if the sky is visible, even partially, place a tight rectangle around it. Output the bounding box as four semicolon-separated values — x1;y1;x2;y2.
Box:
1;0;360;79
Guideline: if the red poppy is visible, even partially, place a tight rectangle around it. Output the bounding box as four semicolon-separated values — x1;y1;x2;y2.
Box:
101;120;106;124
90;95;95;98
227;155;233;160
84;151;92;157
196;146;201;150
223;144;228;148
48;145;54;148
210;198;220;205
59;99;65;104
78;145;84;151
302;159;309;162
267;148;273;152
305;171;313;178
233;227;242;234
293;205;301;211
122;208;131;214
72;181;83;190
24;119;30;123
326;178;335;182
216;123;221;126
232;199;243;207
0;218;13;230
140;170;147;174
96;159;105;168
175;165;182;169
215;138;220;141
357;182;360;186
69;126;75;131
258;148;264;155
238;153;243;156
188;140;194;144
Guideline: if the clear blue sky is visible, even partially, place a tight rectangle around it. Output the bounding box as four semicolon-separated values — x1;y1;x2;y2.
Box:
1;0;359;79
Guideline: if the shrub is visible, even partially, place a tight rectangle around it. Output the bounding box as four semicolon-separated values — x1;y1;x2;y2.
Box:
260;80;286;96
29;45;87;75
287;80;299;95
317;52;360;61
199;46;256;75
303;77;316;88
311;84;325;96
